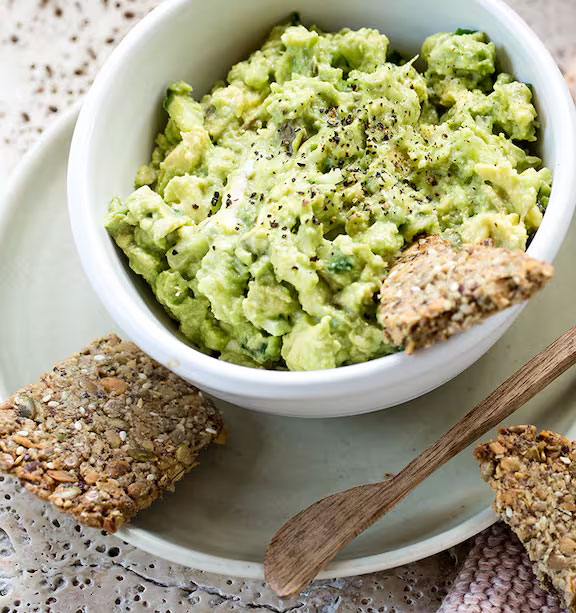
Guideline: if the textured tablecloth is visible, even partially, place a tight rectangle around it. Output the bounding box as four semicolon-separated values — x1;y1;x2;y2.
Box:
441;523;565;613
0;1;574;611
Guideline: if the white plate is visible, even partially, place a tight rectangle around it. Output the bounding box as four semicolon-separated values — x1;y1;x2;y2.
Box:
2;107;576;580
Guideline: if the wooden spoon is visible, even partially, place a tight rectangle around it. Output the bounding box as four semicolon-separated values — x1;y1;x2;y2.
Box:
265;325;576;598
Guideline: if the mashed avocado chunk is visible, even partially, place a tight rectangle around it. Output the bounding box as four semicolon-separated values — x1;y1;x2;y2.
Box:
105;21;551;370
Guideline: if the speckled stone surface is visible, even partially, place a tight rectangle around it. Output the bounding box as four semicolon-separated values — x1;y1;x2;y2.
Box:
0;1;574;611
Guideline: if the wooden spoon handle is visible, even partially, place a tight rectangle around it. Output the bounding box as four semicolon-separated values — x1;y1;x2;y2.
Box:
265;326;576;598
399;324;576;489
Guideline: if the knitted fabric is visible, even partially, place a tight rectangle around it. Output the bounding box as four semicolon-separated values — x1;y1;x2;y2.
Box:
440;522;565;613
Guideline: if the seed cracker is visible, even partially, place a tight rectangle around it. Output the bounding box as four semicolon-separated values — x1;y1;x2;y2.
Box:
378;235;553;353
0;333;223;532
475;425;576;611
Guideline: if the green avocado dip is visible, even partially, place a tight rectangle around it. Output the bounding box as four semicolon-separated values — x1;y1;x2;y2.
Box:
105;20;551;370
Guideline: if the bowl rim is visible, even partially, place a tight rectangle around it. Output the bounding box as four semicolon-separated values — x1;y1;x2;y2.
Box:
67;0;576;398
117;508;498;579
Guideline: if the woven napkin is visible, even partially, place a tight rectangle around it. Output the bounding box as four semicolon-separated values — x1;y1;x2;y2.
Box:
439;522;564;612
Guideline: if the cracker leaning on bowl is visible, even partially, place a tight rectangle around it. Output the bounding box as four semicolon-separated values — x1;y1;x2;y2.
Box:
475;426;576;612
0;333;223;532
378;235;554;353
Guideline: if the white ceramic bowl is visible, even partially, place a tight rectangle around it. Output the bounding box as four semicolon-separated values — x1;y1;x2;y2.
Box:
68;0;576;418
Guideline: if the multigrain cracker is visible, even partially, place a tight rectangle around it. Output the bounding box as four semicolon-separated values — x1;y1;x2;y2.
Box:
475;426;576;612
0;334;223;532
378;235;553;353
